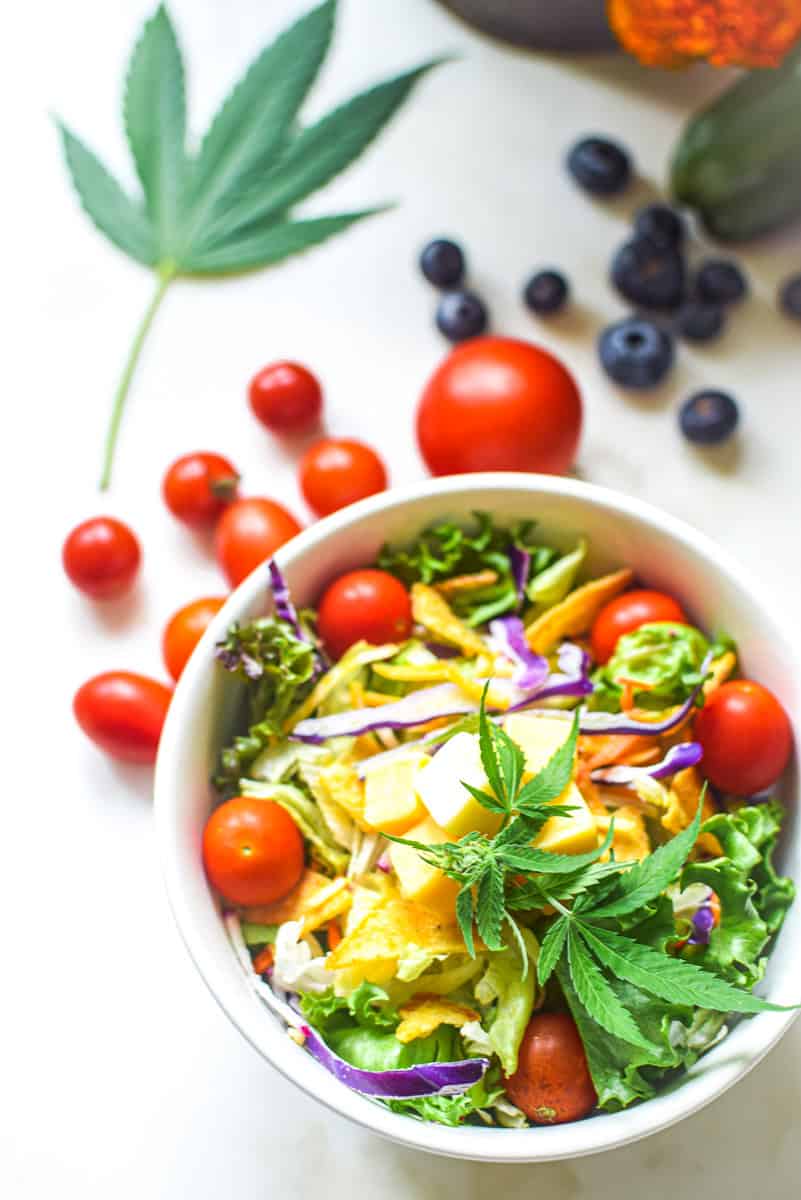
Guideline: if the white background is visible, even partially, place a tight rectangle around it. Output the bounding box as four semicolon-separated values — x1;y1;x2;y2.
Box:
5;0;800;1195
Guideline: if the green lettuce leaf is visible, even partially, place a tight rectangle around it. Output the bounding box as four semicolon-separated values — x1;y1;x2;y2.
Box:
239;780;349;874
474;926;538;1075
388;1065;505;1126
299;982;399;1035
376;511;558;626
590;622;713;713
327;1024;462;1071
525;539;587;614
214;616;317;793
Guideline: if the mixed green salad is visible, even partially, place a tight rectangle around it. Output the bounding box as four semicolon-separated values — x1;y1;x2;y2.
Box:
202;514;795;1128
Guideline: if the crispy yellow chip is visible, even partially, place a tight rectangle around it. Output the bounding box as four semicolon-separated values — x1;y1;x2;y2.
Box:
434;570;499;595
316;762;371;830
395;994;480;1044
326;897;468;973
411;583;487;657
299;878;353;935
524;569;634;653
242;869;334;925
703;651;737;697
662;766;722;856
373;661;455;684
596;805;651;862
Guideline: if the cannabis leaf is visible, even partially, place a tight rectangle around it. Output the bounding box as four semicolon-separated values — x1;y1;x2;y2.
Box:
385;694;593;968
57;1;444;487
535;796;796;1051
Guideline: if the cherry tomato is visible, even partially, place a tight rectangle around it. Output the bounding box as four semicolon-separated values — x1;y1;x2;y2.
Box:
299;438;388;517
214;497;302;588
202;797;304;905
163;596;226;681
249;361;323;434
62;516;141;599
696;680;793;796
162;452;240;526
73;672;172;764
317;569;413;659
416;336;582;476
504;1012;597;1125
590;590;688;664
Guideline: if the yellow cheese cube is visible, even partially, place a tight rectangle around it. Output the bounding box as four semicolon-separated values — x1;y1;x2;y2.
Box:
389;815;461;915
415;732;503;838
504;713;598;855
363;754;429;835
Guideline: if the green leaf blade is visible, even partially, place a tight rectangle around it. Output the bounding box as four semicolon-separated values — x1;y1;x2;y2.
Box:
57;123;156;266
578;922;794;1015
537;917;568;986
182;209;386;274
123;4;187;254
194;59;444;252
588;801;703;919
184;0;336;249
476;861;506;951
456;886;476;958
567;926;658;1052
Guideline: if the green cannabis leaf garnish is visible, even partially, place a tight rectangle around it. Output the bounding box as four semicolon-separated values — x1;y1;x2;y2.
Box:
57;2;443;487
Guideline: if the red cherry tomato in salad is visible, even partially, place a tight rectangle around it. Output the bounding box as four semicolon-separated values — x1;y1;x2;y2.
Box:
202;797;304;906
503;1012;597;1125
62;516;141;599
73;671;172;764
162;596;226;681
249;361;323;434
590;589;688;664
299;438;388;517
162;452;240;526
214;497;302;588
416;336;582;477
317;569;413;659
695;680;793;796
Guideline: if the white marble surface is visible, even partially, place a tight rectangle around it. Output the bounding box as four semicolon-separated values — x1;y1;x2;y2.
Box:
6;0;800;1195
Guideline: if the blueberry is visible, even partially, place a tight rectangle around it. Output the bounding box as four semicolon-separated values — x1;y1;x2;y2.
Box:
436;290;488;342
679;390;739;445
611;237;686;310
523;269;569;315
634;204;685;250
598;317;674;389
674;301;725;343
420;238;465;288
778;273;801;320
567;136;632;196
695;259;747;306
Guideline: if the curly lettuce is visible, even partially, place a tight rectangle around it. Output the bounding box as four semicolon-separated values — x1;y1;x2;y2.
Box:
474;926;538;1076
590;622;725;712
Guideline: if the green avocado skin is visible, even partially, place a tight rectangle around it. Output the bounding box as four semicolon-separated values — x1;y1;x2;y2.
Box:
671;46;801;242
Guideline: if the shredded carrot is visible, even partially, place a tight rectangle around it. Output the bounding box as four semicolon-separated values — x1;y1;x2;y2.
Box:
252;945;274;975
326;920;342;950
578;734;658;774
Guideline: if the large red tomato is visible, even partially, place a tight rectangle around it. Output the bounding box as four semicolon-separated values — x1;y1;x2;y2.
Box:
504;1012;597;1125
416;337;582;476
591;589;687;664
696;680;793;795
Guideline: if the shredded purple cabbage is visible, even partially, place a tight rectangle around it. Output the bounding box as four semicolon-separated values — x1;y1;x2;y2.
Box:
590;741;703;787
300;1024;489;1099
268;560;305;638
508;545;531;610
292;683;478;744
533;642;595;701
688;901;716;946
488;616;549;691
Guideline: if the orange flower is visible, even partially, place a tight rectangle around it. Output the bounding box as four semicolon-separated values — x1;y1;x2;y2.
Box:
609;0;801;67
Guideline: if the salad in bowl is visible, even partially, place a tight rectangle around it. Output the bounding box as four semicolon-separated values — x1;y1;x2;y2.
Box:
197;507;795;1133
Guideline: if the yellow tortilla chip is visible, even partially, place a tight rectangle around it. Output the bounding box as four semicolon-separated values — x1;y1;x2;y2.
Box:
299;878;353;935
662;766;722;856
703;651;737;697
316;762;371;831
395;994;480;1044
411;583;487;657
524;569;634;653
326;897;469;973
373;660;510;709
242;869;335;925
596;805;651;862
434;570;499;595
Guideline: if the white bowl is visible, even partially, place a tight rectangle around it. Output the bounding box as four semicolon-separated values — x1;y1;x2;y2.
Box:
155;473;799;1163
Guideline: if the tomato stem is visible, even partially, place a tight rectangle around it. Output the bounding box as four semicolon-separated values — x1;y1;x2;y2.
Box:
99;264;175;491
